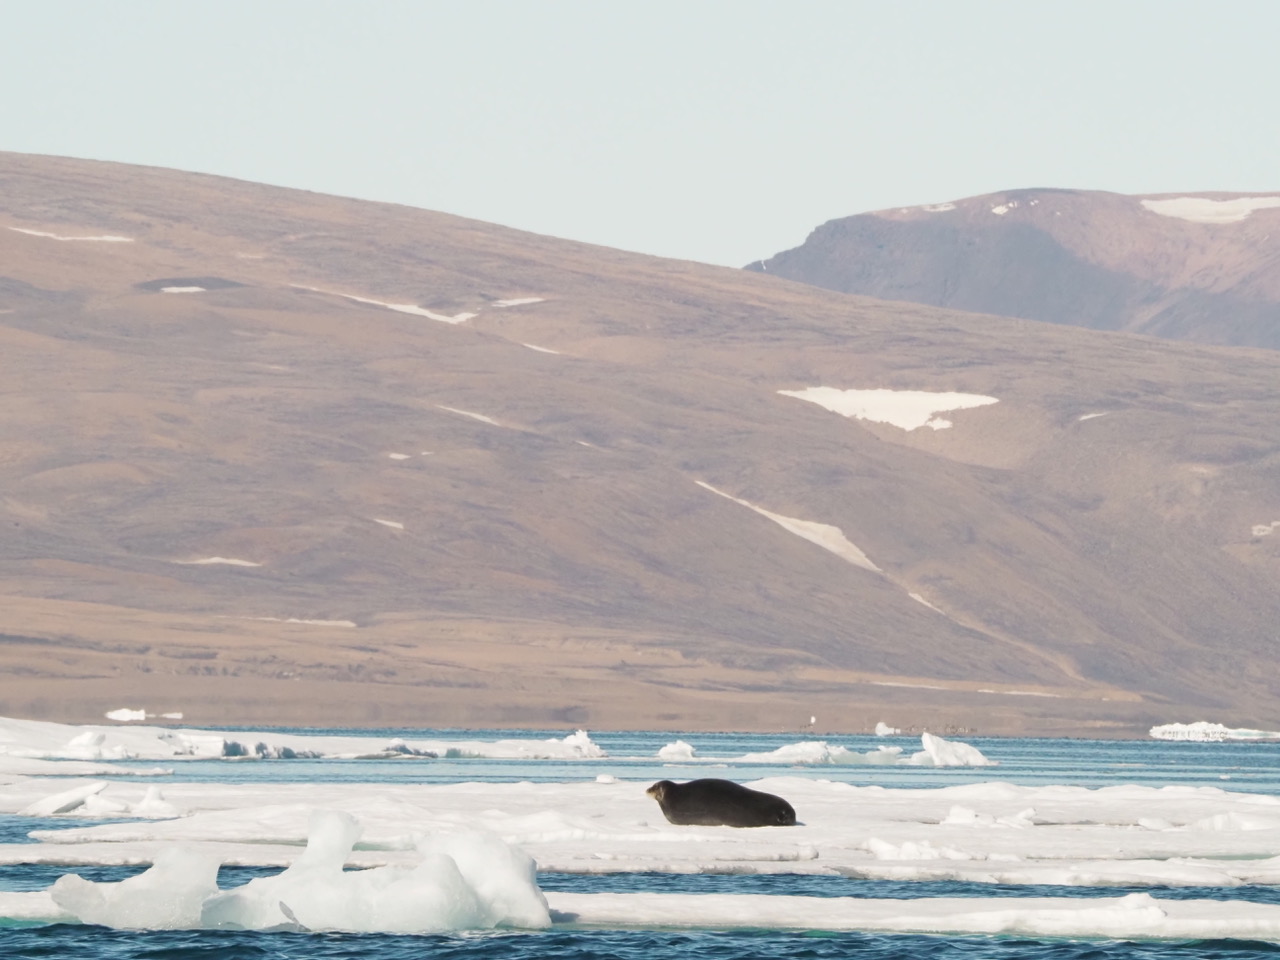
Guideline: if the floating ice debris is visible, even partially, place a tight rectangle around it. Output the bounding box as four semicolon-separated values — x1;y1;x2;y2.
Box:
49;810;550;933
658;740;696;761
875;722;901;737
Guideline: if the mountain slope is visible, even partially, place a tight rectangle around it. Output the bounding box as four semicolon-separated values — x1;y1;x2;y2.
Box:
748;188;1280;349
2;154;1279;735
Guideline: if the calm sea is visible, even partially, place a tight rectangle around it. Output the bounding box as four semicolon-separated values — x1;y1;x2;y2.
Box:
4;729;1280;960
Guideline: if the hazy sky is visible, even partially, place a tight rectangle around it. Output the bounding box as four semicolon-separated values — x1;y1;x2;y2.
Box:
3;1;1278;266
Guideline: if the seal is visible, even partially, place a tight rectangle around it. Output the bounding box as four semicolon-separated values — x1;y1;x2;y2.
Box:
645;778;796;827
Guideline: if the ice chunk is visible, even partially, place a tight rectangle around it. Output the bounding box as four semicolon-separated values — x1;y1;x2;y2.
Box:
51;848;220;929
105;709;146;722
19;781;107;816
658;740;696;761
908;733;996;767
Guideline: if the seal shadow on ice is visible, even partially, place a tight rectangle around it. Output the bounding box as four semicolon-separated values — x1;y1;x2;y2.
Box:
646;778;797;827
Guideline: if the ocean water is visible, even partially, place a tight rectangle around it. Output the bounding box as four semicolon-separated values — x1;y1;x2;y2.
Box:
4;729;1280;959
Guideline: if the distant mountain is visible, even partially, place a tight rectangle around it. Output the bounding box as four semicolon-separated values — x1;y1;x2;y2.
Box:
747;189;1280;349
3;154;1280;737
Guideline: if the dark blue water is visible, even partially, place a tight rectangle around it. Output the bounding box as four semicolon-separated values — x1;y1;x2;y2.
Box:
5;729;1280;957
6;927;1279;960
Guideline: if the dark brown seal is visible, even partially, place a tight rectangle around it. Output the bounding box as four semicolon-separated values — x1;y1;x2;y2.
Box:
645;778;796;827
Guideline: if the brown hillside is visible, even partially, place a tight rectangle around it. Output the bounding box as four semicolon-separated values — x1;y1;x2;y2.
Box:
2;154;1279;736
749;188;1280;349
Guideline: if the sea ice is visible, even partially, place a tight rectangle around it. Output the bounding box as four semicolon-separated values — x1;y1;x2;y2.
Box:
1150;721;1280;742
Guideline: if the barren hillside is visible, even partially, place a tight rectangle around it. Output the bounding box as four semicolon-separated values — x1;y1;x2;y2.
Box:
749;188;1280;349
2;154;1279;736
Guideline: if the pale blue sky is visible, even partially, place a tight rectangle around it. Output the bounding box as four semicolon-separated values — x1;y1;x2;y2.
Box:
2;1;1277;266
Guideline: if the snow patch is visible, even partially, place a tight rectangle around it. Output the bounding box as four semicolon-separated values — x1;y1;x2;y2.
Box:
374;519;405;530
160;286;205;294
9;227;133;242
176;557;261;567
779;386;999;431
1078;412;1109;422
921;203;956;213
696;481;880;572
908;592;944;613
494;298;545;307
387;452;412;460
522;343;561;354
437;405;500;426
291;285;475;323
1251;521;1280;538
1141;196;1280;224
248;618;357;628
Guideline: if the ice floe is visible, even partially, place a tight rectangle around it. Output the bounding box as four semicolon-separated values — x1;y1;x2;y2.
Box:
1150;721;1280;742
6;718;1280;938
696;481;880;572
1141;196;1280;224
105;709;146;723
779;386;999;431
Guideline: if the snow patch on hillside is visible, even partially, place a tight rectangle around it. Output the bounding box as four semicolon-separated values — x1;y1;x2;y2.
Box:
176;557;261;567
522;343;561;354
373;519;404;530
1251;520;1280;538
921;203;956;213
247;618;357;628
494;297;545;307
292;285;475;323
9;227;134;242
696;481;880;572
1141;196;1280;224
779;387;999;431
161;286;205;293
437;405;500;426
